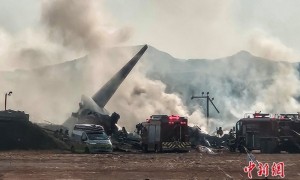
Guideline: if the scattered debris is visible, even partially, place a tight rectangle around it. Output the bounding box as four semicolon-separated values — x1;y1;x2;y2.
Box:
196;145;216;154
244;146;259;168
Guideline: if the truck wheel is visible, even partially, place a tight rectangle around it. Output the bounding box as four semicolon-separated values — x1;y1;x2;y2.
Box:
85;147;90;154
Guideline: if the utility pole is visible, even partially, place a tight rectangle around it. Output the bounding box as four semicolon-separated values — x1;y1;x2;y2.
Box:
4;91;12;111
191;92;220;127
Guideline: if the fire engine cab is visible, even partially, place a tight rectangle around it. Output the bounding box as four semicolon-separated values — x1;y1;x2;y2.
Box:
139;115;191;152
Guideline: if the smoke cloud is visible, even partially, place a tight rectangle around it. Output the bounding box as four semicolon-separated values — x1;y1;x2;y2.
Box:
1;0;300;134
247;29;300;62
249;64;300;113
41;0;129;52
0;0;206;132
106;71;207;131
0;0;122;123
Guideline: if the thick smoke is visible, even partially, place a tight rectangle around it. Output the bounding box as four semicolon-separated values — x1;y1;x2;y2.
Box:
243;30;300;115
0;0;206;132
143;41;300;132
39;0;207;130
2;0;300;134
0;0;115;123
0;28;76;70
247;30;299;62
41;0;129;52
106;70;207;131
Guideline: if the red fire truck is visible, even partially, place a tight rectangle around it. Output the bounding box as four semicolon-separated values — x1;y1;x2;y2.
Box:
140;115;191;152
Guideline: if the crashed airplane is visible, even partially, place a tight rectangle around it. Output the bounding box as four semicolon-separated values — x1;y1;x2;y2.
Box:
64;45;148;135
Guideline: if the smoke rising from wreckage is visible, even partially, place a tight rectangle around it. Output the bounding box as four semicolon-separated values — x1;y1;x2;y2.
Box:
1;44;300;180
2;47;300;142
62;45;148;150
64;45;148;134
1;0;300;179
1;36;300;153
2;45;300;133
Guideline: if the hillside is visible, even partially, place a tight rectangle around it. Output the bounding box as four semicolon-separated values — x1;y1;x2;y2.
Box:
0;45;299;130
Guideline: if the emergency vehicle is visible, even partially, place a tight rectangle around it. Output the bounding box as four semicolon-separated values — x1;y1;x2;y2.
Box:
140;115;191;152
228;112;300;153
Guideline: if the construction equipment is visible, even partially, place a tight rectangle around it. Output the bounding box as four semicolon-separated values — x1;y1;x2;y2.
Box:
138;115;191;152
228;112;300;153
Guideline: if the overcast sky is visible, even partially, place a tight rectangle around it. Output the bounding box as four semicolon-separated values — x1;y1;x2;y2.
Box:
1;0;300;60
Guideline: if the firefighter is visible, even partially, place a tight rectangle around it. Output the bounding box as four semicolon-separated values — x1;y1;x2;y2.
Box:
229;129;234;138
122;127;128;137
227;129;236;152
216;127;223;137
136;123;143;135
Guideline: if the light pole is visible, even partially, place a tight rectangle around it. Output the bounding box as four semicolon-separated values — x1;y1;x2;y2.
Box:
4;91;12;111
191;91;220;127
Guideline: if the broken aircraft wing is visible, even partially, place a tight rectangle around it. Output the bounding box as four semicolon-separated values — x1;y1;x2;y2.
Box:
92;45;148;108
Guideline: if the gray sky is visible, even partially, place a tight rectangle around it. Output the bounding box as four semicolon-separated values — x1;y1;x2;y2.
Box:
1;0;300;60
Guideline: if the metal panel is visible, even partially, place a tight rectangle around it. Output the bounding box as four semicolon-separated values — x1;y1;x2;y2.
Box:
155;125;160;142
148;125;156;143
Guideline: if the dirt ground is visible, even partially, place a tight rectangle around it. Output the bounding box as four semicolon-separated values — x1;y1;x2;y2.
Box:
0;150;299;180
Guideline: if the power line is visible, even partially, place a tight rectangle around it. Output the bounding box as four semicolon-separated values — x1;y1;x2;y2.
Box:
191;92;220;127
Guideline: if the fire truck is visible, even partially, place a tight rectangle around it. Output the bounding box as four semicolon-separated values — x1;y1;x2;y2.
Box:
228;112;300;153
139;115;191;152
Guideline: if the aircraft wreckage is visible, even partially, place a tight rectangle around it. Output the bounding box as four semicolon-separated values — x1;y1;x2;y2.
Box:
61;44;229;152
64;45;148;150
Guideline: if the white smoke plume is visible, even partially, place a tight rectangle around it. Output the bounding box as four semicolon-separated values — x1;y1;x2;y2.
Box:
106;70;208;131
244;30;300;114
249;66;300;113
0;27;76;70
0;0;206;132
141;29;300;133
2;0;300;134
247;29;300;62
39;0;208;130
41;0;130;53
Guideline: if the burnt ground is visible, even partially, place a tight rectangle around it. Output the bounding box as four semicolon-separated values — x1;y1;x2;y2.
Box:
0;150;299;180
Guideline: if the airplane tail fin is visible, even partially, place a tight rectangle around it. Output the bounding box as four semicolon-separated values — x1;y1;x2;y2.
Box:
92;45;148;108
